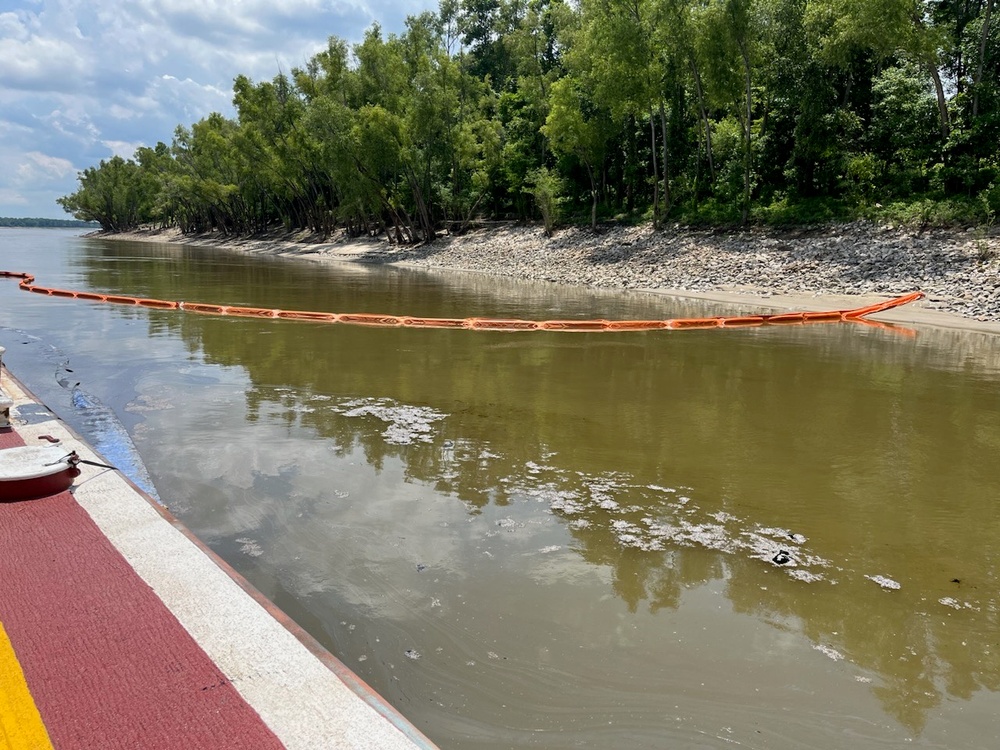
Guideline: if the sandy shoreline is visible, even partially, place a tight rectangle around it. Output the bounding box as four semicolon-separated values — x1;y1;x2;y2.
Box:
96;224;1000;336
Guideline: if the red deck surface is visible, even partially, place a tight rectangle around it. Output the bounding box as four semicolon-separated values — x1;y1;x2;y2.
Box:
0;425;22;451
0;425;285;748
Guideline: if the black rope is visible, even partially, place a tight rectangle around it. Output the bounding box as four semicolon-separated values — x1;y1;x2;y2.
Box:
77;458;118;471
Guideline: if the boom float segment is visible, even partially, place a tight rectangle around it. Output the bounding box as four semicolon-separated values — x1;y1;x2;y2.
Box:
0;271;924;332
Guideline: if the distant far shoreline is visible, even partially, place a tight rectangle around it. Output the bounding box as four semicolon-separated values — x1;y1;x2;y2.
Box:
1;217;99;228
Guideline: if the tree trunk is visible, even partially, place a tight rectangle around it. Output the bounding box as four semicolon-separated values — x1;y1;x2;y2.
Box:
739;40;752;225
974;0;995;118
927;63;951;141
689;57;715;184
408;174;436;243
586;163;598;230
649;109;660;230
659;100;671;215
842;69;854;107
908;10;951;142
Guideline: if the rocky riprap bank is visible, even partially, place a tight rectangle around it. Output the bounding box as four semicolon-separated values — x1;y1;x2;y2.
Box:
384;222;1000;322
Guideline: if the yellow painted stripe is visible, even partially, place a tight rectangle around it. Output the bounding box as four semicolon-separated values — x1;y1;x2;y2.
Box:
0;621;53;750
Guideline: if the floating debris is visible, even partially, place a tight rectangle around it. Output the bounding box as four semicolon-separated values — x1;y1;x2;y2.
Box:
502;466;836;580
757;526;807;545
283;389;912;594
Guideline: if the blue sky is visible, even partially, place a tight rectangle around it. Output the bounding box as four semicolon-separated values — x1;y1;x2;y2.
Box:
0;0;430;218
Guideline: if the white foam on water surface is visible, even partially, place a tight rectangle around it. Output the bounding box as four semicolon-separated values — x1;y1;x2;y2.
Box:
813;644;845;661
332;397;447;445
865;575;901;590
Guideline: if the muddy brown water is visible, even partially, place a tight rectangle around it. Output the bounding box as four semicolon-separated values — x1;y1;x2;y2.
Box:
2;227;1000;748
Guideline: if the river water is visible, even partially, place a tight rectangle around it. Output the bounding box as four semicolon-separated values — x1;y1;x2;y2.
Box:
2;227;1000;748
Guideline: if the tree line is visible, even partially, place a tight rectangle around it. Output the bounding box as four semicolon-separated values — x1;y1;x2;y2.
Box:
59;0;999;238
0;217;97;228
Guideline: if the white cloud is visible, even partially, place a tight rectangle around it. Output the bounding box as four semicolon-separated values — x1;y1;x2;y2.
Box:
108;104;142;120
101;140;145;158
0;33;90;91
0;0;436;217
0;11;30;41
41;107;101;145
16;151;76;183
0;188;29;206
0;118;34;136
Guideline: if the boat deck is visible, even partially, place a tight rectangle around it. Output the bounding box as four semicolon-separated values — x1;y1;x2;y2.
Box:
0;366;437;750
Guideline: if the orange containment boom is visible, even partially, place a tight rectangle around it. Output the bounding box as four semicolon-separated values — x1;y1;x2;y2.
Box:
0;271;923;333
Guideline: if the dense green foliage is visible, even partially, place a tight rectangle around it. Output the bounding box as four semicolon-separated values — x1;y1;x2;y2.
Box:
0;217;97;228
60;0;1000;236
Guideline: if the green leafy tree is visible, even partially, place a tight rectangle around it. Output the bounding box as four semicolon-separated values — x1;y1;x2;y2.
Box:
525;166;566;234
543;76;614;228
59;0;1000;232
58;156;144;231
